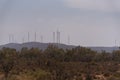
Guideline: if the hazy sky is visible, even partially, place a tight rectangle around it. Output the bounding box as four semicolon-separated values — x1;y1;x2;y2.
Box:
0;0;120;46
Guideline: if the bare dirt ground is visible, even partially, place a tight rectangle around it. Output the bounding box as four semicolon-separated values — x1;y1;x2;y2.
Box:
0;74;4;80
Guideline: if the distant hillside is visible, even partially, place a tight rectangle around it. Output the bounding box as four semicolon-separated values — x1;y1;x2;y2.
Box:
0;42;75;51
88;47;120;53
0;42;119;53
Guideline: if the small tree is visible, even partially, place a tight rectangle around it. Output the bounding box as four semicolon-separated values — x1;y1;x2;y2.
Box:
2;58;14;78
86;74;92;80
0;48;16;79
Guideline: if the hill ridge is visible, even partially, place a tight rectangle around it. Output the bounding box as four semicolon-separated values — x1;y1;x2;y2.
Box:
0;42;119;53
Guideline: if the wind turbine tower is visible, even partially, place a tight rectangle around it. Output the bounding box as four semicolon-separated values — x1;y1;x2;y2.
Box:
22;37;25;43
35;32;37;42
12;35;14;43
53;32;55;43
56;30;58;43
41;35;43;43
28;32;30;42
56;30;61;44
9;35;11;43
68;35;70;45
58;31;60;44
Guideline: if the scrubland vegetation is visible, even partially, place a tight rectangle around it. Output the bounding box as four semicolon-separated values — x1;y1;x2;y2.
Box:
0;45;120;80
